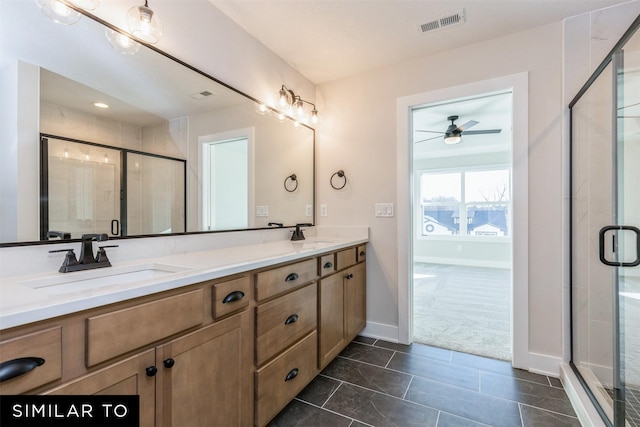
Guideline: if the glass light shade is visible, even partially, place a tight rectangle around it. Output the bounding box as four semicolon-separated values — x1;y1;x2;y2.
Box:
294;98;305;117
106;28;141;55
277;88;289;107
37;0;82;25
310;109;318;124
444;135;462;145
127;2;163;44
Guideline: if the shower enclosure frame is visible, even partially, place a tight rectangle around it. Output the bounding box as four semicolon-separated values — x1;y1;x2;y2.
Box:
569;14;640;427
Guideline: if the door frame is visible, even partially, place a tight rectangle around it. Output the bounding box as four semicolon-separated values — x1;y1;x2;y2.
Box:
396;72;529;369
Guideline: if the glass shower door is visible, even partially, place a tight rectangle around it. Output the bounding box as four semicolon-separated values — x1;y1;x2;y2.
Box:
571;19;640;427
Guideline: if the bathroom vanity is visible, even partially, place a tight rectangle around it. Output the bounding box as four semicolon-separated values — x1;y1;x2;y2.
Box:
0;236;367;427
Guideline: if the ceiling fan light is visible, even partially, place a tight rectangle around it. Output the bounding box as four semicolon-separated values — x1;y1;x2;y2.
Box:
444;135;461;145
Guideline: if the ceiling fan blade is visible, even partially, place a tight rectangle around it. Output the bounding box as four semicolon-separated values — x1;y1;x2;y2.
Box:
462;129;502;135
456;120;478;132
415;130;445;134
414;135;443;143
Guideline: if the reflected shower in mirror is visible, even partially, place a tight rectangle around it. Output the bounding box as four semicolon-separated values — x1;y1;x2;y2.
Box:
0;0;314;245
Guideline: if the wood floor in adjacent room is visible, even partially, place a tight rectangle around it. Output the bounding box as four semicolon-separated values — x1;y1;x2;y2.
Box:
268;337;580;427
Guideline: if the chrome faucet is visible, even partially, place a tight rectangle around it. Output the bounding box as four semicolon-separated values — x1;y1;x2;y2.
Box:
291;223;312;241
49;233;117;273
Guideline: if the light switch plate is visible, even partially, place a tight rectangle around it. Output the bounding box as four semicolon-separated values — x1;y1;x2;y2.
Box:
256;205;269;217
375;203;394;217
305;204;313;217
320;204;328;217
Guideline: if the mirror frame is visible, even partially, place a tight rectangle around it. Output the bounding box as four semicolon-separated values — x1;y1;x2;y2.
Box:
0;2;315;248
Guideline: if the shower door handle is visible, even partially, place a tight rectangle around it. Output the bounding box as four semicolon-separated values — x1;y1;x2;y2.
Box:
599;225;640;267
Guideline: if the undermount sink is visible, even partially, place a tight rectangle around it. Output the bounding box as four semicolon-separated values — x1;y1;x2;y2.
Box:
20;263;192;295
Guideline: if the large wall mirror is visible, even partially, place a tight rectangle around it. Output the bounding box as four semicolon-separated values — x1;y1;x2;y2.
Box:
0;0;315;246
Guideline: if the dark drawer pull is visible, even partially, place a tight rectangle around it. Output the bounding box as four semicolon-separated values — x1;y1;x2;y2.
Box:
359;251;366;257
163;358;175;369
146;366;158;377
323;262;333;269
285;273;299;282
345;273;354;280
284;314;299;325
222;290;245;304
0;357;45;382
284;368;299;382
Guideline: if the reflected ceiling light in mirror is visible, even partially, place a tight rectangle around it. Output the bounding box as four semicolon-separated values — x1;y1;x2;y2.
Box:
127;0;163;44
37;0;82;25
105;28;141;55
275;85;318;125
93;102;109;109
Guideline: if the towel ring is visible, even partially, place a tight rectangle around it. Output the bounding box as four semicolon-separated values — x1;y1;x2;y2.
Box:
330;170;347;190
284;174;298;192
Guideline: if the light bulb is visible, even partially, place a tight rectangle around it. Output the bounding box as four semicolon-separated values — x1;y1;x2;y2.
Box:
311;109;318;124
37;0;82;25
127;1;163;44
106;29;140;55
64;148;69;158
277;88;289;107
294;98;305;117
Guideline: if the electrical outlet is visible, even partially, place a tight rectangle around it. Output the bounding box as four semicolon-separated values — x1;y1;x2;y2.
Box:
375;203;394;217
320;204;328;217
305;204;312;217
256;205;269;217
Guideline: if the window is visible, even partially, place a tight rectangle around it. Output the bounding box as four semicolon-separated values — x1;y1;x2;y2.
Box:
419;167;510;237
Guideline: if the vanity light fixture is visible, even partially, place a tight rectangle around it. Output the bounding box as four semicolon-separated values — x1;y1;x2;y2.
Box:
275;85;318;125
105;28;141;55
37;0;82;25
127;0;163;44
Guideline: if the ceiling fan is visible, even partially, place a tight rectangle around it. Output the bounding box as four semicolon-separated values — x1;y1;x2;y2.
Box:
415;115;502;145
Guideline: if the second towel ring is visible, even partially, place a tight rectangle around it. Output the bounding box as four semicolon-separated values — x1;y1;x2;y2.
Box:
284;174;298;192
330;170;347;190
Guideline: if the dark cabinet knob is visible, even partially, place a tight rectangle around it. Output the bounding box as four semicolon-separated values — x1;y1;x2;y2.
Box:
284;314;299;325
222;290;245;304
284;368;299;382
163;358;175;369
145;366;158;377
0;357;45;383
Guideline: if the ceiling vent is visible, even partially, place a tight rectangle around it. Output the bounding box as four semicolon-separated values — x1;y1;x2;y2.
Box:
417;9;465;34
191;90;215;100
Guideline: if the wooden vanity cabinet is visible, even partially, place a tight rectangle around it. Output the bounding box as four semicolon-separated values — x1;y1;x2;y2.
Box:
319;246;367;369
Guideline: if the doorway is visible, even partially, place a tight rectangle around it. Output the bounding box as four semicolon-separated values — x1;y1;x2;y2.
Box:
411;92;513;360
396;73;529;368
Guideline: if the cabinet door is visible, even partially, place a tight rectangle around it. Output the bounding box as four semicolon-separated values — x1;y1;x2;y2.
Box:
345;263;366;342
44;349;156;427
156;311;252;427
318;273;345;369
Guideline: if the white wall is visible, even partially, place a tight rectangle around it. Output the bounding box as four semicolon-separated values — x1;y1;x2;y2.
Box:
316;22;566;363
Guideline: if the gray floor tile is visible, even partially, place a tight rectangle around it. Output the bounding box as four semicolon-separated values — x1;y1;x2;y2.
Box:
353;335;377;345
436;412;492;427
451;351;550;385
406;376;522;427
322;357;413;398
520;404;582;427
480;372;577;417
296;375;342;406
324;383;439;427
387;351;480;391
548;376;564;388
340;342;395;367
267;399;352;427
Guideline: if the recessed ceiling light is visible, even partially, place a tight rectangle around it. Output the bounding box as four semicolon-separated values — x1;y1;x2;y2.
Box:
93;102;109;109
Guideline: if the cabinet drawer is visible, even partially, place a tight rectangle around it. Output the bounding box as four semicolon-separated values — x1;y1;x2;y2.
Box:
318;254;336;277
255;283;317;366
212;275;250;319
255;258;318;301
86;289;204;366
255;331;317;427
0;326;62;394
336;247;357;270
357;245;367;262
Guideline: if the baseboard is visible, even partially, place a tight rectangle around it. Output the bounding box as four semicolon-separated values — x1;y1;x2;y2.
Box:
360;321;399;343
528;352;563;377
560;364;607;427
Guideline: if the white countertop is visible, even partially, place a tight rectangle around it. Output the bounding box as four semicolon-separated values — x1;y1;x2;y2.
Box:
0;235;368;330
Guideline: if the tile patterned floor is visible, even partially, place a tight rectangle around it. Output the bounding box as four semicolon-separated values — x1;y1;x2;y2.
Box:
268;337;581;427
